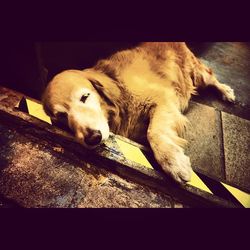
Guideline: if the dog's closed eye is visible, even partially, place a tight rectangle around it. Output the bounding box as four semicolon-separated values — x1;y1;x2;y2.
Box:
80;93;90;103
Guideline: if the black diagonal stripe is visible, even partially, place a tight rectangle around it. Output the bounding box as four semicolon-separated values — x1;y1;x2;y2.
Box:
142;147;244;207
17;97;29;113
141;149;162;172
196;172;244;207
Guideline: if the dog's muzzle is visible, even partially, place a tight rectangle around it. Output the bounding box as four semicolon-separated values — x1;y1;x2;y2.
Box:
84;129;102;146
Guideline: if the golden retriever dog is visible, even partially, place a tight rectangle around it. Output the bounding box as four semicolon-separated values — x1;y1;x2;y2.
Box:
42;42;235;183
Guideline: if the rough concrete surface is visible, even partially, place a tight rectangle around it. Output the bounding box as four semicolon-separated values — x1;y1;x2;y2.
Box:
0;123;182;208
222;112;250;191
184;102;225;179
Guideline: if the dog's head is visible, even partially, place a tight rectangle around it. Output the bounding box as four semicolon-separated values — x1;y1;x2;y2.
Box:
42;70;114;149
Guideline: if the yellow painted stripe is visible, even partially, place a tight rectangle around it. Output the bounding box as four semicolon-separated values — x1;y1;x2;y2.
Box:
222;183;250;208
115;138;153;169
188;171;213;194
116;138;212;193
26;99;52;124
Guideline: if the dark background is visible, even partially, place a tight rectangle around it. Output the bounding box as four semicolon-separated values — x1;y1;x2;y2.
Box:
0;42;250;122
0;42;138;99
0;42;213;100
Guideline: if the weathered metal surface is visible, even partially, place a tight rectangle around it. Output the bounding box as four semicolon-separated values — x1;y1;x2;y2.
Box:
0;86;21;109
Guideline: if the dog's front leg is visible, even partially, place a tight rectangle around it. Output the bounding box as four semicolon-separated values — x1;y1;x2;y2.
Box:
147;106;192;183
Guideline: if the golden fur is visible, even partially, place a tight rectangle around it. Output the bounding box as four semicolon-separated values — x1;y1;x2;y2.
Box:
42;42;235;183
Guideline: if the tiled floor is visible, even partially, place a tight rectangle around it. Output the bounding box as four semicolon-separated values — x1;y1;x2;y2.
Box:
184;102;250;192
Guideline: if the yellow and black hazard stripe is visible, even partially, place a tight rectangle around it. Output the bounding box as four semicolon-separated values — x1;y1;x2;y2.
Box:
17;97;250;208
17;96;52;124
115;137;250;208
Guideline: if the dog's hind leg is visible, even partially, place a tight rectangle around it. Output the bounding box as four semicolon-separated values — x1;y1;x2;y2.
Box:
147;105;192;183
193;61;236;103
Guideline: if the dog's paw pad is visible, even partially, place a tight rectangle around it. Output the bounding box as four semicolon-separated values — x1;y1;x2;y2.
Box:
220;84;236;103
178;166;192;182
162;153;192;183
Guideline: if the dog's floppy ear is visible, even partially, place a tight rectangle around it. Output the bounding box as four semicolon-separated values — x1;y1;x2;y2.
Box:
89;78;103;89
42;93;55;118
88;78;115;107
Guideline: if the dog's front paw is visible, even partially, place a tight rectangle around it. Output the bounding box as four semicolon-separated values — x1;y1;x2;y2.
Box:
161;151;192;183
220;84;236;103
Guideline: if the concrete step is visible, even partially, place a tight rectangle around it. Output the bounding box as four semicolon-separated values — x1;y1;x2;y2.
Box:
184;101;250;192
0;122;182;208
222;112;250;192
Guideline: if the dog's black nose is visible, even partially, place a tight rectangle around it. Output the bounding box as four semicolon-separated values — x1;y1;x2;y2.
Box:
84;130;102;146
